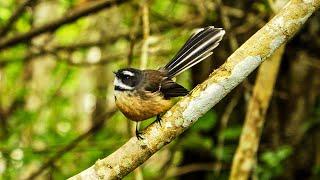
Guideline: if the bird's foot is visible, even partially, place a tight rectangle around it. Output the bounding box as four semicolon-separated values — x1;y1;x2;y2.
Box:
156;114;162;127
135;130;144;140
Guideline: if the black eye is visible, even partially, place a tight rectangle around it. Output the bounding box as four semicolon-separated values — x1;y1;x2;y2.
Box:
116;69;142;88
121;75;135;86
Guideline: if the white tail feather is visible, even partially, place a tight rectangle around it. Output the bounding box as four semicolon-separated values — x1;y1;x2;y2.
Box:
164;27;225;77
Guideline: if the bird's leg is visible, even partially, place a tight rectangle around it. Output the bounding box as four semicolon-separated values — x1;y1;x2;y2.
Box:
135;122;144;140
156;114;162;127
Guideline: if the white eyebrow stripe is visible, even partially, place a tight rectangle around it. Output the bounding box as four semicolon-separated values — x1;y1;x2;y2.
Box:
114;77;134;90
122;70;135;76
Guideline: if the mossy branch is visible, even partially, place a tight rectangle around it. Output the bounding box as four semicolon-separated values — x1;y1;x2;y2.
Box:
69;1;320;179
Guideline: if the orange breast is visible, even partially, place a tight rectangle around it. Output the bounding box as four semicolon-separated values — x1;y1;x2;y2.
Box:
115;90;173;121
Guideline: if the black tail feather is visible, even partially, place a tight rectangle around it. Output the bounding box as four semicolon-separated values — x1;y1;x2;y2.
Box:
163;26;225;78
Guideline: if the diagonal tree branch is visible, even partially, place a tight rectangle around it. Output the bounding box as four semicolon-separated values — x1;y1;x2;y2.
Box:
0;0;130;51
69;1;320;179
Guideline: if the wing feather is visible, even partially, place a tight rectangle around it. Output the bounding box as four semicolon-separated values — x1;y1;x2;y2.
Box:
160;79;189;99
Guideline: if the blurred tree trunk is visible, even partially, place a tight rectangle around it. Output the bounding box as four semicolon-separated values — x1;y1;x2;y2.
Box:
91;66;108;125
230;45;285;180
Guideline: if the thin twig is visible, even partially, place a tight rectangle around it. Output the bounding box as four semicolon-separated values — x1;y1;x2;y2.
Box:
0;0;38;37
0;0;130;50
140;1;150;70
0;46;175;68
215;88;242;176
167;163;224;177
216;0;238;51
0;17;204;68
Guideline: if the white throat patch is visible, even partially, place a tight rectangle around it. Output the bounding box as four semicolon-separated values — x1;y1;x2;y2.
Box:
114;77;134;90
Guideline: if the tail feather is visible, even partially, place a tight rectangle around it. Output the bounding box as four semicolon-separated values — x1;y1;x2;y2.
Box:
166;28;216;68
163;26;225;77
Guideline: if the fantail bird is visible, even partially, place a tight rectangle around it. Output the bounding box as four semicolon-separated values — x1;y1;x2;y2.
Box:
114;26;225;139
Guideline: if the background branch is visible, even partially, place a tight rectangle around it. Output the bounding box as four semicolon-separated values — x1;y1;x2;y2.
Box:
0;0;37;37
0;0;130;50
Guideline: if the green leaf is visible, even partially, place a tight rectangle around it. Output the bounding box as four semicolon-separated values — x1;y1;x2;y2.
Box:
0;7;11;22
220;125;242;140
275;146;293;160
260;146;293;167
261;151;279;167
181;132;213;150
55;23;81;44
16;14;31;33
213;145;235;161
191;111;217;131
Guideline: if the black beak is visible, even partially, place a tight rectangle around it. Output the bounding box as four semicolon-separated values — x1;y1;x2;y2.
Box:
113;71;120;78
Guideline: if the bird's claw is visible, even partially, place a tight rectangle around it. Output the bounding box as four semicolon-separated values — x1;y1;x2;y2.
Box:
135;130;144;140
156;115;162;127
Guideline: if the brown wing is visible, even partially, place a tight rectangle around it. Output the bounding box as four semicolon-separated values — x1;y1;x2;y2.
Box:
160;79;189;99
141;70;189;99
142;70;164;93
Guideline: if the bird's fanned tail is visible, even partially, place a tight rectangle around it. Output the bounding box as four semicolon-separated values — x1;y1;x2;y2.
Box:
163;26;225;78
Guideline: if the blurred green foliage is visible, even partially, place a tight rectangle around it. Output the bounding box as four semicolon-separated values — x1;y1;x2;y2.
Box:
0;0;319;179
256;146;293;180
